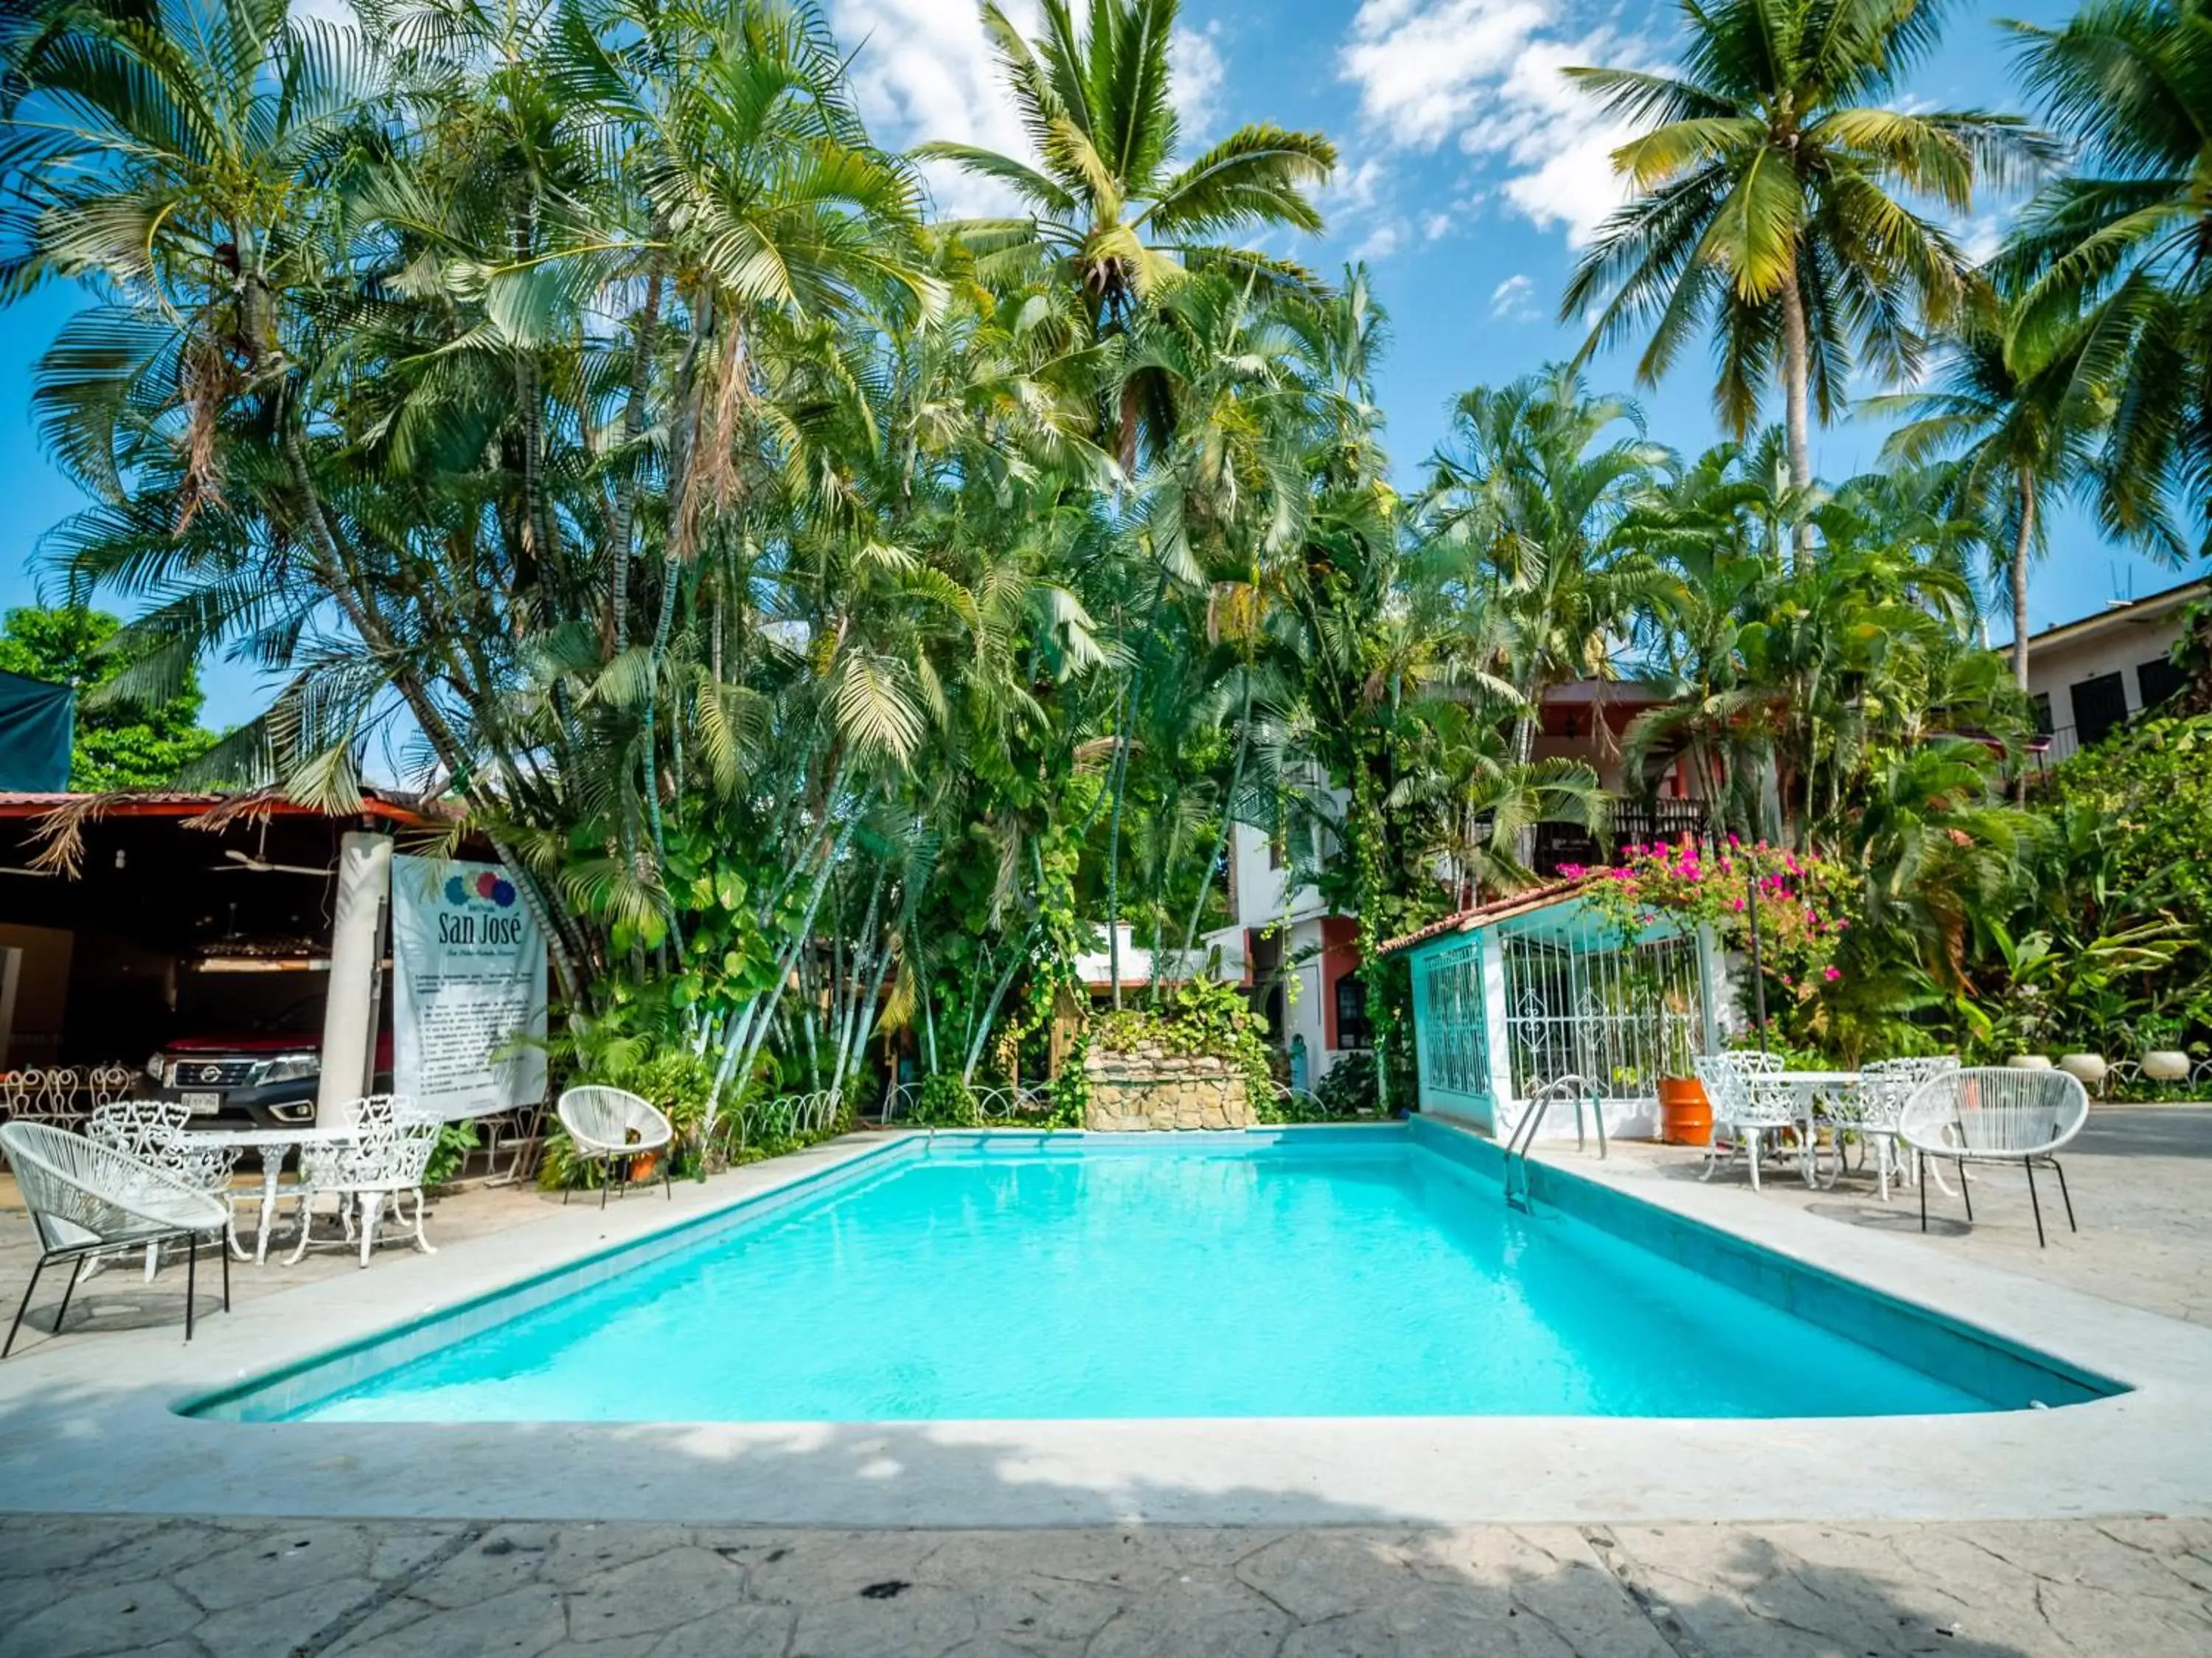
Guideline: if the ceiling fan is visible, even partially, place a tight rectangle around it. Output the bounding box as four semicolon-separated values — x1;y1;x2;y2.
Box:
213;847;336;878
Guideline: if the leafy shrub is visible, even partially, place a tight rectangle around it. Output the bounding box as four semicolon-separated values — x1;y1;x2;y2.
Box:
1313;1050;1380;1117
911;1072;981;1126
423;1120;479;1187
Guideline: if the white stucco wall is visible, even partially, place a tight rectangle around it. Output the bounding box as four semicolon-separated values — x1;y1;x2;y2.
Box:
2023;595;2194;757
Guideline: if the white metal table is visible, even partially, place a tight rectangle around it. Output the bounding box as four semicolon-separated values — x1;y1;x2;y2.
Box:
1767;1069;1864;1190
178;1125;361;1265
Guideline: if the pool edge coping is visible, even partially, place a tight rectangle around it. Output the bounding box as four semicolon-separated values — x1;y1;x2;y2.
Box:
1;1120;2208;1526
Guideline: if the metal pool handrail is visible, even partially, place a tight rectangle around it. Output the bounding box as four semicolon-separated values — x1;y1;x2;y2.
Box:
1502;1074;1604;1214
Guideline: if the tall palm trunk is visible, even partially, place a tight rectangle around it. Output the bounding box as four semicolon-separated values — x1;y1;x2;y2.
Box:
2011;472;2037;691
1180;675;1253;963
1778;257;1814;571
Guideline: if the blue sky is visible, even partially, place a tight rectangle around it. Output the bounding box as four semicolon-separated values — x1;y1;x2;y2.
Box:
1;0;2193;731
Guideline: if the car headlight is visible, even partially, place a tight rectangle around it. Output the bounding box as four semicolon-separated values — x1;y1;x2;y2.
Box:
255;1054;321;1086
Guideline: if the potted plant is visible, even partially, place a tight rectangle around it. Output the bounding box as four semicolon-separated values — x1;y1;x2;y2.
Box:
1652;988;1711;1145
2134;1015;2192;1083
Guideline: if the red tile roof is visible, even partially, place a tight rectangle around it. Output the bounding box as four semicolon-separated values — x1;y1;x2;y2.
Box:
1375;878;1594;957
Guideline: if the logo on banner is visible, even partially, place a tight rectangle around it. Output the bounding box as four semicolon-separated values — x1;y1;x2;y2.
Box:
438;870;525;945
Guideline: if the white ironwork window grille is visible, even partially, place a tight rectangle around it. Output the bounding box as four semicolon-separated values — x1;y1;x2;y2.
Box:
1500;921;1703;1102
1417;941;1488;1097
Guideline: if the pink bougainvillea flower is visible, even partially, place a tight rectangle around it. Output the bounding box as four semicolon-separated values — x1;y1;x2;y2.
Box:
1823;966;1843;982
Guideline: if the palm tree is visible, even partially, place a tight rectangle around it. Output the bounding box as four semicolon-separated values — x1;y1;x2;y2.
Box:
1868;299;2103;687
917;0;1335;469
1561;0;2050;563
1419;366;1671;766
2002;0;2212;558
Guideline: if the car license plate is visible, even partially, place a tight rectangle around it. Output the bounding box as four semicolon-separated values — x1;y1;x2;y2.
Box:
181;1092;222;1114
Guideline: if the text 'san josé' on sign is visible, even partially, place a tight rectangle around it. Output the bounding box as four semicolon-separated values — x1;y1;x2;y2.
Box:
390;855;549;1123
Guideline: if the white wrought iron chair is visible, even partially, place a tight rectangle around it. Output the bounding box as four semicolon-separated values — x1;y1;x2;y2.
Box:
556;1086;672;1207
1843;1056;1961;1201
1693;1051;1801;1191
86;1100;242;1280
1899;1066;2090;1247
1;1122;230;1356
288;1095;441;1268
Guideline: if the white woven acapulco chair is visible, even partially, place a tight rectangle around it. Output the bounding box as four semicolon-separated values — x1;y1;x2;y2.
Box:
1;1122;230;1356
1899;1066;2090;1247
1693;1051;1801;1191
288;1095;441;1269
1844;1056;1961;1201
557;1086;672;1207
86;1100;243;1281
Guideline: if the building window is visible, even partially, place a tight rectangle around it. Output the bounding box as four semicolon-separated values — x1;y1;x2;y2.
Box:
1415;943;1485;1095
1333;971;1373;1050
2031;691;2053;736
2138;655;2187;713
2069;671;2129;748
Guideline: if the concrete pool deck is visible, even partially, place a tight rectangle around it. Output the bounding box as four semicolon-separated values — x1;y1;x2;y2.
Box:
1;1114;2210;1533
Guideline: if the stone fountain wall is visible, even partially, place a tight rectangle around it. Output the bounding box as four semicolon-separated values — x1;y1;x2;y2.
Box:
1082;1043;1253;1131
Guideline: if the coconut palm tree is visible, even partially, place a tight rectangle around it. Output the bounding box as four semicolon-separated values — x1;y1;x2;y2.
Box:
2002;0;2212;558
1561;0;2051;563
1868;299;2104;687
1418;366;1672;766
916;0;1335;469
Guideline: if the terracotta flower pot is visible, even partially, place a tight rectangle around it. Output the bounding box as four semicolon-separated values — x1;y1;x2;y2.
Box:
1658;1076;1712;1146
628;1150;659;1183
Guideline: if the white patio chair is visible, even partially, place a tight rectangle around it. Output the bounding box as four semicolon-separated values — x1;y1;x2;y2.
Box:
288;1095;440;1269
1845;1056;1960;1201
1;1122;230;1356
1899;1066;2089;1247
556;1086;672;1207
1694;1051;1799;1191
86;1100;243;1280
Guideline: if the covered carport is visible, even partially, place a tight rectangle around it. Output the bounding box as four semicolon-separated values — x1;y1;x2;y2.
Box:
0;789;449;1088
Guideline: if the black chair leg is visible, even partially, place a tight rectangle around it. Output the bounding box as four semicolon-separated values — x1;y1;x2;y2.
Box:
52;1256;86;1336
2051;1158;2076;1232
1958;1159;1973;1221
4;1258;46;1359
663;1158;672;1200
599;1160;610;1210
1917;1151;1927;1232
2025;1158;2048;1248
220;1234;232;1312
185;1235;198;1342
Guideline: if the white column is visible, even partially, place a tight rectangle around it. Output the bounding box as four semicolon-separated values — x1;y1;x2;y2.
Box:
1480;926;1513;1137
1696;922;1722;1055
317;831;392;1124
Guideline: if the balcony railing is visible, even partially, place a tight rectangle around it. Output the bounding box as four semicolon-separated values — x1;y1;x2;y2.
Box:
1532;799;1710;877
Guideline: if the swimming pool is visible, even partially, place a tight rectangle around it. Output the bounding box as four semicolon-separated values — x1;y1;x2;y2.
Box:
192;1125;2115;1424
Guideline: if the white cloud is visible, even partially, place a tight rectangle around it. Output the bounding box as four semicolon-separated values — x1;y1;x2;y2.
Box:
829;0;1043;218
1170;23;1227;145
1422;210;1453;241
1489;272;1535;318
1338;1;1644;246
1354;220;1405;262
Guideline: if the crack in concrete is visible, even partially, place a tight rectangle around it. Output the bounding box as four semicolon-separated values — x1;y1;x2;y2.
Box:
1576;1525;1710;1658
283;1525;484;1657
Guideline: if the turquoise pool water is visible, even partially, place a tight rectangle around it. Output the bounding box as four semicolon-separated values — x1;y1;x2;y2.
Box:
260;1132;2021;1423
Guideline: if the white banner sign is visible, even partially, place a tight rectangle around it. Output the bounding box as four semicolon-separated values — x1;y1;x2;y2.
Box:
391;854;547;1122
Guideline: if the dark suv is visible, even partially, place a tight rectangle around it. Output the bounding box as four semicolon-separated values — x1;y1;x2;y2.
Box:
142;1025;394;1128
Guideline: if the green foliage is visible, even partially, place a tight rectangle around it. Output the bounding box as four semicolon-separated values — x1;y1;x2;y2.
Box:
0;607;215;790
424;1121;479;1189
911;1072;982;1128
1312;1050;1380;1118
1093;976;1277;1107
